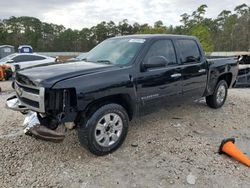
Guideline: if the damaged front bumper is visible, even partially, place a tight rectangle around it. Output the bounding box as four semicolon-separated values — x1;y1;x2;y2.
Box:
6;96;65;143
6;95;29;114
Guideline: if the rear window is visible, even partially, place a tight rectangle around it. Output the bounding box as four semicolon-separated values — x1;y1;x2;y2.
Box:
31;55;46;60
176;39;201;63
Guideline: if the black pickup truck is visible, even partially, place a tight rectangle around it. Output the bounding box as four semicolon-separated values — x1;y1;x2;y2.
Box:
6;34;238;155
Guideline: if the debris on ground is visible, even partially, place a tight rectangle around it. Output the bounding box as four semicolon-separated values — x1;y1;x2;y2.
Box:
131;143;138;147
186;173;197;185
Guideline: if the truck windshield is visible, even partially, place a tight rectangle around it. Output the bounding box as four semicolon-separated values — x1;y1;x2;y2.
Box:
85;38;145;65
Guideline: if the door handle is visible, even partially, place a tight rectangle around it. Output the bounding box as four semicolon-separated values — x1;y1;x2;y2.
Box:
171;73;182;78
198;69;206;73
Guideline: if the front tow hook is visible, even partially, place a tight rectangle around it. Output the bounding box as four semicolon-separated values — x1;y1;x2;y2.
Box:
23;112;65;143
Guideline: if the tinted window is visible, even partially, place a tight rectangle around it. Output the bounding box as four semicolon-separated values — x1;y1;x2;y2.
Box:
13;55;45;62
144;40;177;65
13;55;29;62
176;39;200;63
31;55;46;60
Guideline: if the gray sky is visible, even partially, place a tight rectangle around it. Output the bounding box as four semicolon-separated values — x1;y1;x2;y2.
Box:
0;0;248;29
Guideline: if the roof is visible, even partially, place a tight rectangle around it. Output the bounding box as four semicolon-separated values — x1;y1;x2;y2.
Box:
113;34;197;40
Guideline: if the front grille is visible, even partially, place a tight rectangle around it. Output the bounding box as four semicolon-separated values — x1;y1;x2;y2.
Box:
238;68;250;76
15;81;45;113
20;85;40;95
19;97;40;108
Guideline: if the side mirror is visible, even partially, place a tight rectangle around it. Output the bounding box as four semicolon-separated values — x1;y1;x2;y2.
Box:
185;56;199;63
143;56;168;70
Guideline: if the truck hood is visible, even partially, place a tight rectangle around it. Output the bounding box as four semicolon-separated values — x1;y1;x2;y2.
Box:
15;61;117;88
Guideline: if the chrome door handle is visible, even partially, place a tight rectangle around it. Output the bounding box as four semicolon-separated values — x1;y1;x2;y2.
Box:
171;73;182;78
198;69;206;73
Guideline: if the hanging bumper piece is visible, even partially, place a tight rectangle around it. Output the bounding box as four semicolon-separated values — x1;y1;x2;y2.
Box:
6;96;65;143
23;112;65;143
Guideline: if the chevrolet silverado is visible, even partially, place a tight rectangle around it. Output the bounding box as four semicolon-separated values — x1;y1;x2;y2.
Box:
6;34;238;155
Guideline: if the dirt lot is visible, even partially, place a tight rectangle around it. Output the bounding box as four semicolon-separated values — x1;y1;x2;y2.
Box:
0;81;250;188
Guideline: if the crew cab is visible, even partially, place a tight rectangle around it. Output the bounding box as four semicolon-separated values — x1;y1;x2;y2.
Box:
6;35;238;155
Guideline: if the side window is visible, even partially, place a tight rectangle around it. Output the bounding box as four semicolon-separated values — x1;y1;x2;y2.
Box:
144;40;177;66
12;55;27;62
176;39;201;64
13;55;45;62
22;55;41;61
32;55;46;61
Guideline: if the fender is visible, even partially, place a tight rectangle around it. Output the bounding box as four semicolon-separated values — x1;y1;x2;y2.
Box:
52;66;137;112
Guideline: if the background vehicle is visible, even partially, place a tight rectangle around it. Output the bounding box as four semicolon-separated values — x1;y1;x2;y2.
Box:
235;55;250;87
0;53;55;71
236;65;250;87
6;34;238;155
209;53;250;87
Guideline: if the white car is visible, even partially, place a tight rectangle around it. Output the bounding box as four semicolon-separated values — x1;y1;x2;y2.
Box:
0;53;55;71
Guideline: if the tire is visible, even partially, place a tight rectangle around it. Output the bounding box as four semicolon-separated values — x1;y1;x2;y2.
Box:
206;80;228;109
77;103;129;156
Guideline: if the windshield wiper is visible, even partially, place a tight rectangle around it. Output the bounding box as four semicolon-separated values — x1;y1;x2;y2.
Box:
96;60;112;64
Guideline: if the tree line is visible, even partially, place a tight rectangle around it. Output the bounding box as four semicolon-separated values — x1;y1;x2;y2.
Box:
0;4;249;52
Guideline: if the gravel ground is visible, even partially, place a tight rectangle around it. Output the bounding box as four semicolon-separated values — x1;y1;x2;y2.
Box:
0;81;250;188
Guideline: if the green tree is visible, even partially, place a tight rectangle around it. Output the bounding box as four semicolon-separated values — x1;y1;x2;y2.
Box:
190;24;214;51
179;4;214;51
0;20;7;43
118;19;133;35
0;4;249;52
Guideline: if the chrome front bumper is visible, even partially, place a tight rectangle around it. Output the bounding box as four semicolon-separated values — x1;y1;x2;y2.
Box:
6;96;65;142
6;73;66;142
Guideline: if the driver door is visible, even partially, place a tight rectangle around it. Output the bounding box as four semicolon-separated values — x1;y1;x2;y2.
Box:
136;39;183;114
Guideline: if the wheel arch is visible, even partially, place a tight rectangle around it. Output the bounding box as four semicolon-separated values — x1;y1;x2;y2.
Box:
217;72;233;88
79;94;135;122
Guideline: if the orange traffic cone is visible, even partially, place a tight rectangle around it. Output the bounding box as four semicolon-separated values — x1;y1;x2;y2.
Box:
219;138;250;167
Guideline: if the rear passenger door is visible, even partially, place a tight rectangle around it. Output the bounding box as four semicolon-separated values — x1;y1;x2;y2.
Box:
175;39;207;99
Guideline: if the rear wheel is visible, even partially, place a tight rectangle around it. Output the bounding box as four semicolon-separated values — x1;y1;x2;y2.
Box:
77;103;129;156
206;80;228;109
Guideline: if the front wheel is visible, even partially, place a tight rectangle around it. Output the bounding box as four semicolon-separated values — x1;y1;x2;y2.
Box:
206;80;228;109
77;103;129;156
